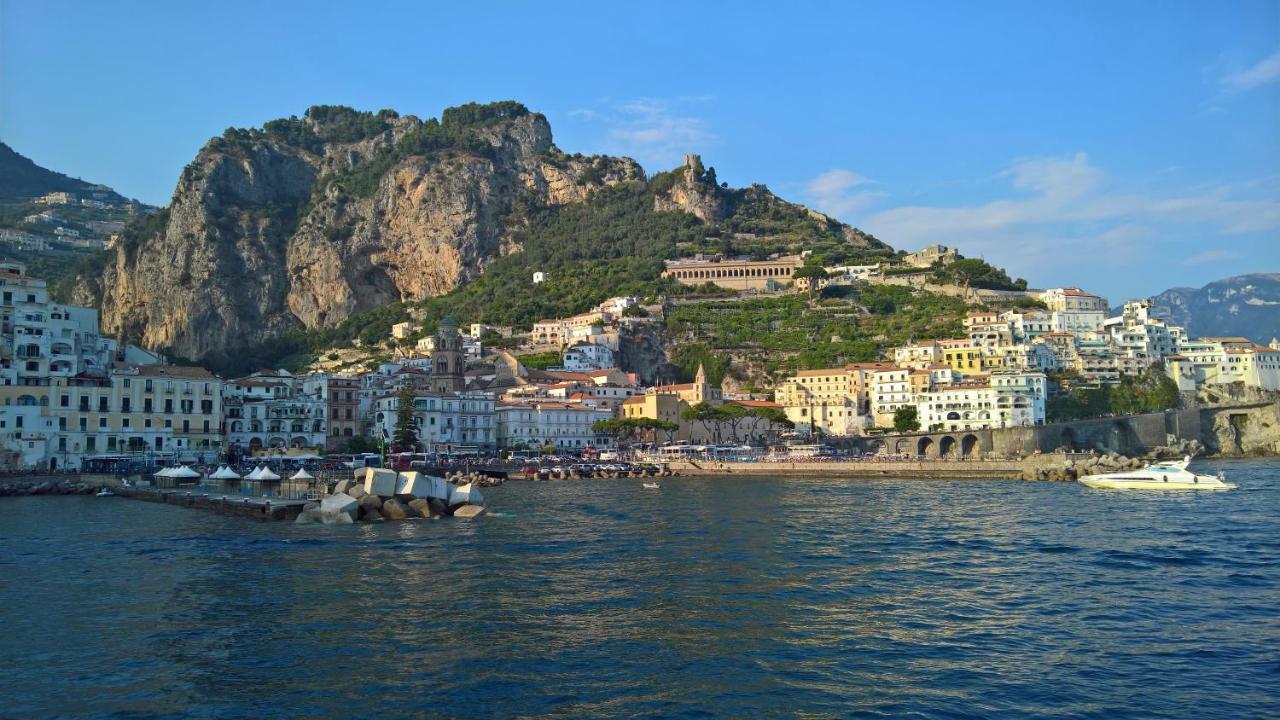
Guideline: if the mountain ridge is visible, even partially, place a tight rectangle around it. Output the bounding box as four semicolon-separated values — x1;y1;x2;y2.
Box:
1147;273;1280;344
71;101;894;365
0;141;141;206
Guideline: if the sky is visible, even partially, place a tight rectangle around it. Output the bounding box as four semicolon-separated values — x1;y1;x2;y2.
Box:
2;0;1278;303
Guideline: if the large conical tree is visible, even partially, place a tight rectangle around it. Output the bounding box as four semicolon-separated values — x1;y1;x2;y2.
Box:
393;386;419;452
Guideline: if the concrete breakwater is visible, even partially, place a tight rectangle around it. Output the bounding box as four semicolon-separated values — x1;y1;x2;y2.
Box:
0;477;107;497
295;467;487;525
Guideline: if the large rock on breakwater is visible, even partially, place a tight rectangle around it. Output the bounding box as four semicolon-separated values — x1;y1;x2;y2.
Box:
297;467;490;525
1018;443;1207;481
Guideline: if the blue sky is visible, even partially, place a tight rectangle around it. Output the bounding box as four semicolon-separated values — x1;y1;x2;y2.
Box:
2;0;1277;303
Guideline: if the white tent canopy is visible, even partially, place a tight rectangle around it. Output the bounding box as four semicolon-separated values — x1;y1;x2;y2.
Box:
290;468;314;480
153;467;174;477
244;466;262;480
256;466;281;481
169;465;201;479
210;465;242;480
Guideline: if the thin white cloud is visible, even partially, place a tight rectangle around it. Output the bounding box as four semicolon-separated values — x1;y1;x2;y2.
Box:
572;97;718;171
851;153;1279;284
1184;249;1240;266
804;169;884;217
1221;49;1280;93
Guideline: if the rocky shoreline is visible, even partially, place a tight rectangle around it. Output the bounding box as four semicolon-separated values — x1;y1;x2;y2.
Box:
0;479;104;497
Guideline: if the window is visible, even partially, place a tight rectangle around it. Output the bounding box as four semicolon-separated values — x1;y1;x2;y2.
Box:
60;395;69;407
99;417;107;428
144;398;152;413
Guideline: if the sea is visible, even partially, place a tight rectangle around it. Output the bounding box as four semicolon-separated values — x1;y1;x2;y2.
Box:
2;459;1278;719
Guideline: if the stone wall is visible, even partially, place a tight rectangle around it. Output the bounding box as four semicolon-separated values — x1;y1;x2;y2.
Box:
869;407;1208;459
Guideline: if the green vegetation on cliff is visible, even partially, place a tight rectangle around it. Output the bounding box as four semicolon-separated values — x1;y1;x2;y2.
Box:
665;285;968;376
1046;365;1181;422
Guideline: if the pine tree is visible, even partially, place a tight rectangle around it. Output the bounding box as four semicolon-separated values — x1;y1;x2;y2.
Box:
393;386;419;452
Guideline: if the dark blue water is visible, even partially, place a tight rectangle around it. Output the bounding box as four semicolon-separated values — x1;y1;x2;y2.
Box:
2;459;1278;719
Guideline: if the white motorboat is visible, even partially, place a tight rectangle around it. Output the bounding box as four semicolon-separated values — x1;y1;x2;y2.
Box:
96;488;115;497
642;482;661;490
1079;456;1234;491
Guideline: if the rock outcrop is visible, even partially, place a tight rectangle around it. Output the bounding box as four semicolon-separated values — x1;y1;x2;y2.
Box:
653;154;725;224
76;104;641;362
1201;401;1280;456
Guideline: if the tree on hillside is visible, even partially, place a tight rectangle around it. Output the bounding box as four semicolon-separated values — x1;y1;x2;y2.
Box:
793;264;831;300
393;386;419;452
893;406;921;433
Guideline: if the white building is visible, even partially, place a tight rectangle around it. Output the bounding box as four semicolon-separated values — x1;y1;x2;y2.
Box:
495;401;612;451
1039;287;1109;334
869;367;912;426
561;342;615;371
1167;338;1280;393
223;371;327;453
371;391;497;453
917;370;1046;432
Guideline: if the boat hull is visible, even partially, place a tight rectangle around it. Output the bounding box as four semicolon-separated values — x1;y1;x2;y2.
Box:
1079;475;1235;491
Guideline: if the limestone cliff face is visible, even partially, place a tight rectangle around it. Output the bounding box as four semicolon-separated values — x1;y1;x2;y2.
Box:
653;154;725;224
76;139;318;357
1201;401;1280;456
80;106;641;361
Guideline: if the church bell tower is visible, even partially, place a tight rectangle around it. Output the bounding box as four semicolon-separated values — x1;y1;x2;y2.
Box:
431;316;465;393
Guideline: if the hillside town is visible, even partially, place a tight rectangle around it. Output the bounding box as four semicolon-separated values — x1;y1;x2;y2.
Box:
1;257;1276;472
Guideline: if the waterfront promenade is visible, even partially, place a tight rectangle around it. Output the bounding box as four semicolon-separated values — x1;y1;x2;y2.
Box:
673;458;1028;479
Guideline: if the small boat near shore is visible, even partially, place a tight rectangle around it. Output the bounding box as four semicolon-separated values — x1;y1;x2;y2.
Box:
96;488;115;497
642;482;661;489
1079;456;1234;491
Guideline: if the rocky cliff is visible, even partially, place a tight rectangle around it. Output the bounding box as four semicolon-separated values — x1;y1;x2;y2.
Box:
74;103;641;362
1201;402;1280;456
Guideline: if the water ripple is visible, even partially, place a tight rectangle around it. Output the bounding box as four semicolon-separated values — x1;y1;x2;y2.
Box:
1;459;1278;719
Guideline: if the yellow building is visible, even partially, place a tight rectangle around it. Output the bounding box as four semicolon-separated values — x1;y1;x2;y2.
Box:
938;339;985;374
0;365;223;470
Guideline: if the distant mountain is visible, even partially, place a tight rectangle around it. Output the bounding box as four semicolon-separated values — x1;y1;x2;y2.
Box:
1148;274;1280;344
0;141;137;205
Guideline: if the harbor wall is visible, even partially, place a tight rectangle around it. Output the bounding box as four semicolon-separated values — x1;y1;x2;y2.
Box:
867;407;1205;459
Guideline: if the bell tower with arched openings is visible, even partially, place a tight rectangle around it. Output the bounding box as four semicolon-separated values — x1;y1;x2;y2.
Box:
431;316;465;393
